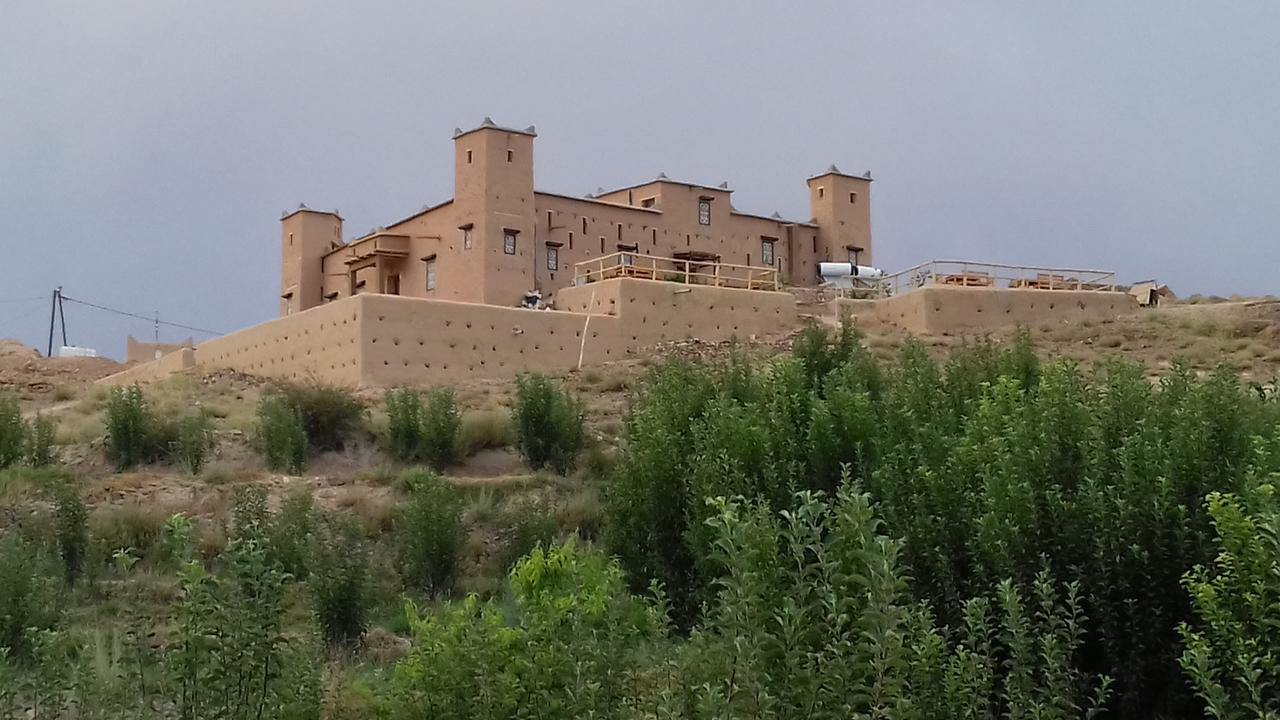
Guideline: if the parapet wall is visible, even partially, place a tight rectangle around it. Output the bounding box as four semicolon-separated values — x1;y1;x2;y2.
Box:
99;279;800;388
98;280;1138;389
839;286;1138;334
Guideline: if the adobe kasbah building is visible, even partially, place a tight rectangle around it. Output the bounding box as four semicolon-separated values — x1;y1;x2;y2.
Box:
103;119;1136;388
280;117;872;315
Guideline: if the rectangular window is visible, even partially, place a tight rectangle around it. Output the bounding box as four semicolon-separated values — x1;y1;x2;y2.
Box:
817;187;825;198
698;199;711;225
462;227;473;250
761;238;776;266
507;149;514;162
386;274;400;295
848;247;863;265
640;197;656;208
284;294;292;315
425;260;436;291
568;231;574;250
546;246;559;271
849;192;857;204
504;230;517;255
466;150;473;164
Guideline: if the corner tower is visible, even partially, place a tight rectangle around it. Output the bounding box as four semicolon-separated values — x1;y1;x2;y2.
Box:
807;165;873;267
452;118;537;306
280;207;342;317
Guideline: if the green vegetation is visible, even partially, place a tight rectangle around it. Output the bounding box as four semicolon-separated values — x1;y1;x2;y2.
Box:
255;394;306;473
394;470;464;595
0;393;58;468
1;324;1276;718
512;373;584;474
385;387;461;468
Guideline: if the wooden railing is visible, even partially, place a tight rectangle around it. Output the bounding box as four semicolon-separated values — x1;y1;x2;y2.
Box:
853;260;1117;299
574;252;781;292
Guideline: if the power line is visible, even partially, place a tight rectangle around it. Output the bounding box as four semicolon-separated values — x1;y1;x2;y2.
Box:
59;294;224;336
0;296;45;305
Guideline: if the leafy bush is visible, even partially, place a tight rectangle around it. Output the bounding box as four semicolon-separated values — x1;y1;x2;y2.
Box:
388;541;665;720
172;410;213;474
511;373;584;474
385;388;424;463
23;414;55;467
0;533;58;658
276;383;364;453
659;490;1110;719
256;394;306;473
1179;487;1280;718
308;513;369;646
394;471;463;595
157;513;195;566
0;393;24;469
270;490;316;579
420;387;461;469
607;335;1278;714
52;483;87;584
104;384;166;469
169;523;321;720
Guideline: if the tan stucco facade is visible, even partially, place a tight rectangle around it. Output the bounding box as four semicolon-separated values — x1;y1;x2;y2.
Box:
838;286;1138;335
279;119;873;316
101;278;799;388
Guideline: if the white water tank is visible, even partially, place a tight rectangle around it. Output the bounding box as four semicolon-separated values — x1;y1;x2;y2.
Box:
57;346;99;358
818;262;885;289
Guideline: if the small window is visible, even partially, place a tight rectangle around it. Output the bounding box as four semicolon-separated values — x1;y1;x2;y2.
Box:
504;230;518;255
283;294;293;315
761;238;776;266
546;246;559;271
849;192;857;204
288;232;294;246
568;231;574;250
848;247;863;265
621;253;634;267
698;200;711;225
507;149;514;162
640;197;656;208
582;218;587;233
466;150;473;164
462;227;473;250
425;260;437;291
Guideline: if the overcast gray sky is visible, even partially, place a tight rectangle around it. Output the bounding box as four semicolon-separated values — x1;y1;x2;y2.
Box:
2;1;1277;359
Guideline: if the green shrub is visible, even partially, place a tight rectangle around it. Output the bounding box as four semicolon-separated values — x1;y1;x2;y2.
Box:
421;387;461;469
104;384;167;469
308;513;369;646
0;533;58;658
270;490;317;579
157;513;195;566
388;540;666;720
256;394;306;473
0;393;24;469
511;373;584;474
52;483;87;585
394;470;462;595
172;410;213;474
169;523;321;719
385;387;424;462
276;383;364;452
1179;487;1280;718
24;414;56;467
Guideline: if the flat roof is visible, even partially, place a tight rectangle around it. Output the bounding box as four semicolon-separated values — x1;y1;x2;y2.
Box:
452;117;537;141
281;207;343;222
596;177;733;199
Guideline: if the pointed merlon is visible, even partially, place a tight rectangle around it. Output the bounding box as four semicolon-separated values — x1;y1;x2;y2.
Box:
481;116;496;126
827;164;840;174
656;172;668;179
718;181;729;189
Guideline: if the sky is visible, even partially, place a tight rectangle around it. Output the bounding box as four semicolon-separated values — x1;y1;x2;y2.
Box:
1;1;1277;360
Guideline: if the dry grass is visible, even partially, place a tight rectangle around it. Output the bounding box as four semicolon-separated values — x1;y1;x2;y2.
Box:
457;410;514;456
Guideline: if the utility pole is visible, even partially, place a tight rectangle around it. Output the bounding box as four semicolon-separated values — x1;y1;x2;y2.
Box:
46;287;58;357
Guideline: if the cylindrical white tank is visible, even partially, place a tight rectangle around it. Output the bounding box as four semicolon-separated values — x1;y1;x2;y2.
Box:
818;262;885;280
